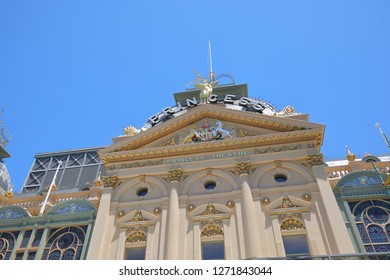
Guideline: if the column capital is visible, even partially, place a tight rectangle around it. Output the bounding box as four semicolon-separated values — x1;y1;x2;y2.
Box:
168;168;183;182
234;161;251;175
306;153;324;166
102;175;118;188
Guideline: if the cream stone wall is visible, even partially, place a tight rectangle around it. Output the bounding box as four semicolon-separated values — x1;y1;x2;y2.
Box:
87;152;356;259
87;103;356;260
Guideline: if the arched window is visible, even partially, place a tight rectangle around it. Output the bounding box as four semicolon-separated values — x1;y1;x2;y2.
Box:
201;222;225;260
41;226;87;260
280;218;310;258
0;232;19;260
125;230;147;260
349;200;390;253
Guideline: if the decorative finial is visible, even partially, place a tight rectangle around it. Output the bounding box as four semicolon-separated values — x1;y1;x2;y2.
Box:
4;184;14;198
124;126;140;136
345;146;356;162
93;172;102;187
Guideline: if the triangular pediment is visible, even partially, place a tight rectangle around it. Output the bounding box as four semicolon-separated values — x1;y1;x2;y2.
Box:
100;105;324;164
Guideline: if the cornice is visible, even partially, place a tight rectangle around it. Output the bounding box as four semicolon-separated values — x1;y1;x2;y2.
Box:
101;129;322;164
106;105;323;153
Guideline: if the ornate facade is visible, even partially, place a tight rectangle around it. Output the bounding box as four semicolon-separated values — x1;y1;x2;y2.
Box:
0;81;389;260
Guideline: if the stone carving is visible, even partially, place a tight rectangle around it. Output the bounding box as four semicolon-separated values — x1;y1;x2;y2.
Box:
234;161;251;175
277;196;296;209
201;203;222;215
168;169;183;182
306;154;324;166
102;176;118;188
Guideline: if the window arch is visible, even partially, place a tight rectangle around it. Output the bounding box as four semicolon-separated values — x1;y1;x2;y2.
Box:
280;217;310;258
201;222;225;260
0;232;19;260
349;200;390;253
42;226;87;260
125;230;147;260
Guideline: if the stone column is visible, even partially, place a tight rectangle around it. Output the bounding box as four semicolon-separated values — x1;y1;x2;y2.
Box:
235;162;262;258
308;154;355;254
86;186;114;259
164;169;182;259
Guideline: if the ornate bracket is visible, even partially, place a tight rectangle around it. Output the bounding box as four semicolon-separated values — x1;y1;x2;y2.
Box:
306;153;324;166
234;161;251;175
102;176;118;188
168;168;183;182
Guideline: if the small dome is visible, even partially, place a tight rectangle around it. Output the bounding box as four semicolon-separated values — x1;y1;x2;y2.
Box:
362;153;381;163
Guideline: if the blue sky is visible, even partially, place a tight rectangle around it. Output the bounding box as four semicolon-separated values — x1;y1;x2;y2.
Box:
1;1;389;192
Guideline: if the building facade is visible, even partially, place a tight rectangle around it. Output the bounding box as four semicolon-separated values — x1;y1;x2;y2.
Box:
0;79;389;260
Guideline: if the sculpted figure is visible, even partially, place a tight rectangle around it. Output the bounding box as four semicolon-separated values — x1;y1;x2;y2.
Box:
194;74;218;104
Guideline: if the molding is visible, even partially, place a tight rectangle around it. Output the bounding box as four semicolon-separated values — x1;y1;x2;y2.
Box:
101;130;322;164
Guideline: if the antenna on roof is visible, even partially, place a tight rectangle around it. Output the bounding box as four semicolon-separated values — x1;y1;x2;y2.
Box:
375;123;390;149
208;40;216;82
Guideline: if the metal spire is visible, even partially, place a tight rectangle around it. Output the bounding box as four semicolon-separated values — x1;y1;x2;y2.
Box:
375;123;390;149
208;40;215;82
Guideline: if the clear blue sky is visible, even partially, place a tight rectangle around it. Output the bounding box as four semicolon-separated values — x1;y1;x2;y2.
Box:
1;1;389;192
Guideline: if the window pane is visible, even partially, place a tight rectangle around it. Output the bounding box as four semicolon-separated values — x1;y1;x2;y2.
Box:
202;241;224;260
126;248;146;260
282;235;310;256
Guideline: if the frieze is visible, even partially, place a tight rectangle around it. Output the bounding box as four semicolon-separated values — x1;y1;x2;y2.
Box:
256;144;300;154
102;130;322;164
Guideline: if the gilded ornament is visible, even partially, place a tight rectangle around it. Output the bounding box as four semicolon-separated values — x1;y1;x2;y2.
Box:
201;203;222;215
205;168;212;175
234;161;251;175
187;204;195;212
306;154;324;166
131;210;145;222
4;190;13;199
201;224;224;237
239;129;256;137
280;218;305;231
102;176;118;188
274;160;282;168
226;201;234;208
159;137;177;147
127;231;146;243
123;126;140;136
153;207;161;215
168;169;183;182
139;175;145;182
345;146;356;162
117;210;126;218
262;197;271;205
302;193;311;202
93;172;102;187
277;196;296;209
